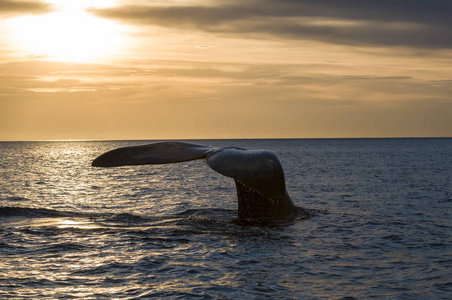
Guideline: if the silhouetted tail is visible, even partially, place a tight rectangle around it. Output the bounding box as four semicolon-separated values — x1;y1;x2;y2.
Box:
92;142;213;167
92;141;297;220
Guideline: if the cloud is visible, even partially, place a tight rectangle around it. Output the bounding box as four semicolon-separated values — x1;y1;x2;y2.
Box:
0;0;53;16
0;60;127;94
0;60;111;76
91;0;452;49
2;59;448;104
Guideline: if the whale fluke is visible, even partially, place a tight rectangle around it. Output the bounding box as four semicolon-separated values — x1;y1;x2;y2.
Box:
92;141;300;221
92;142;213;167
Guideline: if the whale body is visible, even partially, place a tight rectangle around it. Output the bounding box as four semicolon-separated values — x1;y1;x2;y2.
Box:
92;142;302;221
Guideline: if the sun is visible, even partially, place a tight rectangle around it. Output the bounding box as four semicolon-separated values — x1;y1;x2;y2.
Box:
4;1;125;63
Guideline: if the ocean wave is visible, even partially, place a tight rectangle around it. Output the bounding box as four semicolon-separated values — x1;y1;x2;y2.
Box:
5;196;30;202
0;206;310;231
0;206;80;218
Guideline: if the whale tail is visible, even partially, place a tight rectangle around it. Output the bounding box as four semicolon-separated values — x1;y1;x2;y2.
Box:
92;141;297;221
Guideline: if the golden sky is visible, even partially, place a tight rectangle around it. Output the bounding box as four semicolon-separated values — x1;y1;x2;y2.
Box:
0;0;451;140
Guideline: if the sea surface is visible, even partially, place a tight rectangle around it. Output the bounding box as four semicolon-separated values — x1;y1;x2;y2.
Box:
0;138;451;299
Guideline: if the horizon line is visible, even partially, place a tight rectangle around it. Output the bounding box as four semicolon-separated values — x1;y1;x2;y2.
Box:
1;136;451;143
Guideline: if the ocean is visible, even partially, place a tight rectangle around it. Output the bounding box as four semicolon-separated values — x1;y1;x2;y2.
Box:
0;138;451;299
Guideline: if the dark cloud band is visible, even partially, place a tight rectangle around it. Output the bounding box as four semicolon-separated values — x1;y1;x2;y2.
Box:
0;0;53;16
91;0;452;49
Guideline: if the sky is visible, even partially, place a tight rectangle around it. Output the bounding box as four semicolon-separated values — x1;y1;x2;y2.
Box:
0;0;451;141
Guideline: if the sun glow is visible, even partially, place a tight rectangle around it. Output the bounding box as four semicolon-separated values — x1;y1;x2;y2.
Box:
4;1;125;63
